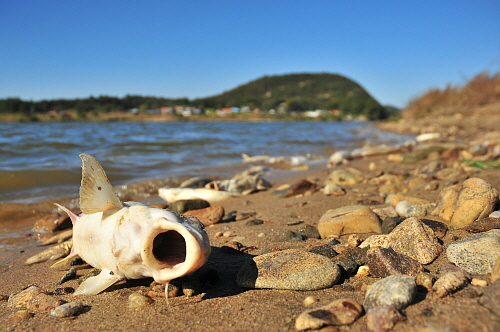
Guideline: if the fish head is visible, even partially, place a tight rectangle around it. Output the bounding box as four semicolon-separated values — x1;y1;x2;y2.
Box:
140;209;211;284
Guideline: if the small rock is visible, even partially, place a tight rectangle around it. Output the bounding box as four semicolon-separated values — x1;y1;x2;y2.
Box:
308;245;337;259
167;199;210;214
303;296;318;306
184;206;225;226
432;178;498;228
318;205;382;238
387;193;432;207
56;267;77;286
367;247;423;278
50;301;85;318
295;299;364;330
325;168;364;186
361;217;442;264
372;206;399;221
364;275;417;310
283;179;317;198
406;204;428;218
26;293;63;312
395;201;412;217
296;224;321;239
128;292;154;309
332;247;369;276
347;234;362;247
490;211;500;218
416;271;435;291
53;287;75;295
246;218;263;226
9;310;32;321
471;278;488;287
479;278;500;316
323;183;346;196
236;249;341;290
446;229;500;275
380;216;404;234
421;219;448;238
366;305;404;332
8;285;41;308
355;265;370;277
464;217;500;233
432;271;470;298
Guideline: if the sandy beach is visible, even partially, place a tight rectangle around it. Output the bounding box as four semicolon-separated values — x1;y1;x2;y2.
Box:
1;107;500;332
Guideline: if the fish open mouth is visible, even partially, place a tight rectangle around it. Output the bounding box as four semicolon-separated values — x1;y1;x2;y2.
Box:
152;230;187;268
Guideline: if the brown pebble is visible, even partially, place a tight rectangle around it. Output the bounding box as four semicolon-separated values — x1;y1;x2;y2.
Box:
182;281;202;297
9;310;32;321
184;206;225;226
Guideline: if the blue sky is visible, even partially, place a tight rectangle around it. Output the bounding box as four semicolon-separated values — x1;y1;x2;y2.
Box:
1;1;499;108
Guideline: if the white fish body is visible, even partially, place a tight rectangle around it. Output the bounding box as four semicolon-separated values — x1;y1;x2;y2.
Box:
55;154;211;297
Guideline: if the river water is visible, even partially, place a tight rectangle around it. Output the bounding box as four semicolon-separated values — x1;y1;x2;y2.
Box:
0;120;413;204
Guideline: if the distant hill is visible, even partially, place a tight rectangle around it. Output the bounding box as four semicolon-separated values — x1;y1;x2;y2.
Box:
193;73;387;120
0;72;389;120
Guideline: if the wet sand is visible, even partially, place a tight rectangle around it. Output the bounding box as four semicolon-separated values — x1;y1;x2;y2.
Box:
1;108;500;332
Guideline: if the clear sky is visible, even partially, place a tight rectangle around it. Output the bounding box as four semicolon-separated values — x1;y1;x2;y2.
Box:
1;1;499;108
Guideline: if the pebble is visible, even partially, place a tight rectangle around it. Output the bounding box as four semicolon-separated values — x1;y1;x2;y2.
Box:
416;272;435;291
366;305;404;332
323;183;346;196
361;217;442;264
464;217;500;233
432;177;498;228
395;200;412;217
355;265;370;278
184;205;225;226
318;205;382;238
128;292;154;309
283;179;317;198
366;246;423;278
490;211;500;218
432;271;470;298
308;244;337;259
380;216;404;234
246;218;263;226
236;249;341;291
363;275;417;310
26;293;63;312
446;229;500;275
50;301;85;318
8;285;41;308
470;278;487;287
372;206;399;221
325;167;365;186
295;299;364;330
303;296;318;306
332;247;368;276
9;310;32;321
167;199;210;214
478;278;500;317
406;204;429;218
295;224;321;239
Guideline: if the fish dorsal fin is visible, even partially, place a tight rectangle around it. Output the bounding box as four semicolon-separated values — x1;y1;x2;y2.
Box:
79;153;122;215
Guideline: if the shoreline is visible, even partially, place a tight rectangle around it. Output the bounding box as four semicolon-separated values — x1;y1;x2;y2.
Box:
1;111;500;331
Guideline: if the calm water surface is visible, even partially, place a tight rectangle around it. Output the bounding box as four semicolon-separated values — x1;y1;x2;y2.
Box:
0;121;413;204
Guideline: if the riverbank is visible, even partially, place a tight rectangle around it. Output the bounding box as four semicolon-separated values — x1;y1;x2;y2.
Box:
1;110;500;331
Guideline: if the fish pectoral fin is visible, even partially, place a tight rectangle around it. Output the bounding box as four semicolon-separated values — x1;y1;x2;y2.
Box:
79;154;123;215
50;252;79;269
74;269;123;296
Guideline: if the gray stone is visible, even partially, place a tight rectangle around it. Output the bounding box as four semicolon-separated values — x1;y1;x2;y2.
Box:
432;271;470;298
325;167;364;186
236;249;341;291
446;229;500;275
167;199;210;214
128;292;154;309
332;247;368;276
50;301;84;318
364;275;417;310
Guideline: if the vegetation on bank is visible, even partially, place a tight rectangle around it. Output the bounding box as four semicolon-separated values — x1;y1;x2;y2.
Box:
0;73;391;122
402;71;500;118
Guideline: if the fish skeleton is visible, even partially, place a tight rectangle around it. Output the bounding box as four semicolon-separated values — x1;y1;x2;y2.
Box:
54;154;211;298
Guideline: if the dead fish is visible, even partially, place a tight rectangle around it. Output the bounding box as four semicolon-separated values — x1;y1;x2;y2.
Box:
25;239;73;265
53;154;211;298
206;166;272;195
42;229;73;245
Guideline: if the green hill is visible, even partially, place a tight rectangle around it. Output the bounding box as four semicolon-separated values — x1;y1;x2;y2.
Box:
194;73;387;120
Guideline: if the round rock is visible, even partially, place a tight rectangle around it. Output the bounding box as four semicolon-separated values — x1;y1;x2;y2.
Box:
236;249;341;291
364;274;417;310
